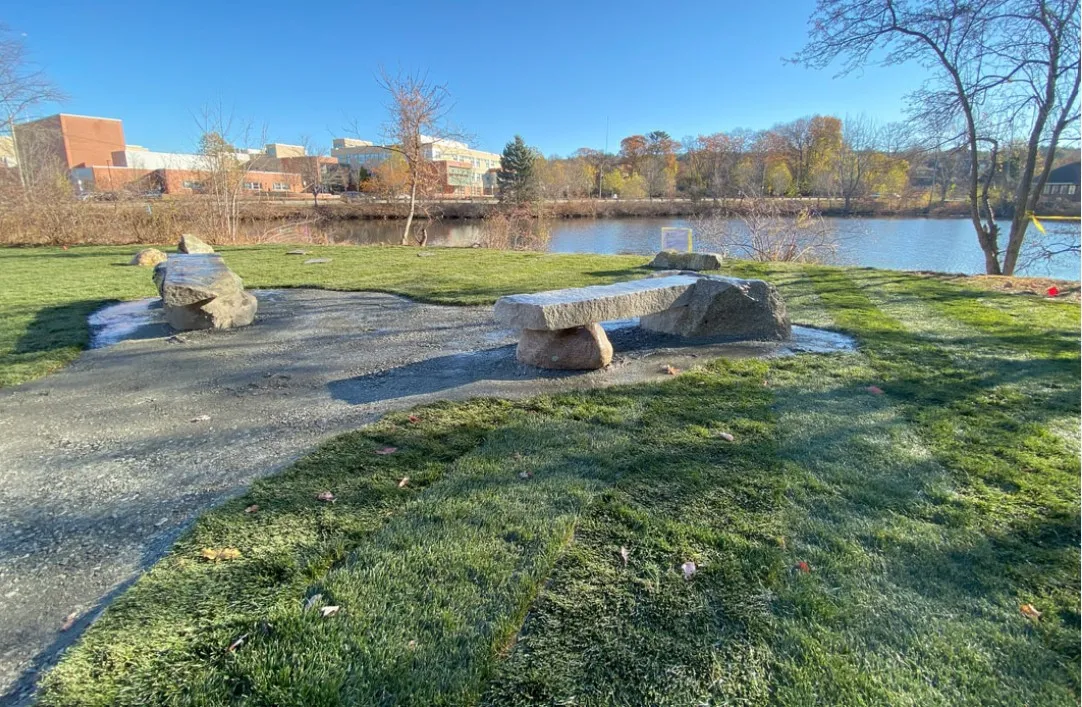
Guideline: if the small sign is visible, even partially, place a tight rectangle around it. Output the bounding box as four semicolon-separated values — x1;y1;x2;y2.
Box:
661;227;693;252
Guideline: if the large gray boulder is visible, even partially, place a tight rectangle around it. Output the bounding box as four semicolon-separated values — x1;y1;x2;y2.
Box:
517;324;613;370
640;276;790;340
177;234;214;254
648;250;722;271
159;254;257;330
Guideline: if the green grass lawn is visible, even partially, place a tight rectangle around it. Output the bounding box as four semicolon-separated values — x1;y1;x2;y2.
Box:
2;245;1078;705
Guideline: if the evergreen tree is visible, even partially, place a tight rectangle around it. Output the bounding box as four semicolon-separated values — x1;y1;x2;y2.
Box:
498;135;538;202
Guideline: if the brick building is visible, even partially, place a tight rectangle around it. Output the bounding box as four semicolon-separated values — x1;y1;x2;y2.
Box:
72;166;303;195
13;114;126;168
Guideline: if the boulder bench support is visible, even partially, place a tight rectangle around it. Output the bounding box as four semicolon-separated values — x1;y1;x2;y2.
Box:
494;275;790;370
155;254;257;331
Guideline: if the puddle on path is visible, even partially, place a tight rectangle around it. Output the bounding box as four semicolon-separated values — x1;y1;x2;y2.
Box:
87;298;167;348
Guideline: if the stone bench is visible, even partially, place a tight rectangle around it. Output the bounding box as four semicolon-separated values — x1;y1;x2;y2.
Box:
154;254;257;331
494;275;790;370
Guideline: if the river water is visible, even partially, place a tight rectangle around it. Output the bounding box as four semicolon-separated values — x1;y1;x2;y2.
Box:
290;216;1080;280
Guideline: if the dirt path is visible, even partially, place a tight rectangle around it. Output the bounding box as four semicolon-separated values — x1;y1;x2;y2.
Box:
0;289;850;703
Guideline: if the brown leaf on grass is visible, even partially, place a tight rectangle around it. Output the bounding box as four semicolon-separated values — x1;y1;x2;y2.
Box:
244;504;259;514
795;560;811;574
201;548;242;562
1020;603;1042;620
320;605;340;617
866;385;885;395
662;364;681;375
407;415;421;424
227;633;248;653
619;546;630;566
374;447;398;455
60;611;78;631
681;561;697;580
397;477;410;488
715;431;735;442
316;491;335;503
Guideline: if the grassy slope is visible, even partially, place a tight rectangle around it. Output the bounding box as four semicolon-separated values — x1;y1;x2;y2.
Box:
4;245;1078;705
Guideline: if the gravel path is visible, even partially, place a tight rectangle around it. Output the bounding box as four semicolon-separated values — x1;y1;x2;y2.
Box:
0;289;851;703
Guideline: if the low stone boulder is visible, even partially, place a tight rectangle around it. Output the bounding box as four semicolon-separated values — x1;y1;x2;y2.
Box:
640;276;790;340
158;254;257;330
517;324;613;370
648;250;722;271
178;234;214;254
129;248;167;267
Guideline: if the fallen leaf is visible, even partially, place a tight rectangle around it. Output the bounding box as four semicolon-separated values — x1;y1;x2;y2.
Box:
374;447;398;455
681;561;697;580
716;431;735;442
244;504;259;514
866;385;885;395
518;470;533;480
397;476;410;488
662;364;681;375
407;415;421;424
795;560;811;574
190;414;211;423
303;593;323;611
201;547;242;561
407;639;418;650
316;491;335;503
619;546;630;566
227;633;248;652
60;611;78;631
1020;603;1042;620
320;605;340;617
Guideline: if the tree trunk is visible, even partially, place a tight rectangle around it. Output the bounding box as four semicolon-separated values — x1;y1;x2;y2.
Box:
402;177;417;246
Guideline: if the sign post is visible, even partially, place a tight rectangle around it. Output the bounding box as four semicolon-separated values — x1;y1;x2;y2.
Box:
661;227;693;252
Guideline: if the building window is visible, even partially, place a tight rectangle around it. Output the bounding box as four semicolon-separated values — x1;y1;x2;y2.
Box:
244;182;262;191
182;180;204;189
272;182;290;191
1070;185;1077;195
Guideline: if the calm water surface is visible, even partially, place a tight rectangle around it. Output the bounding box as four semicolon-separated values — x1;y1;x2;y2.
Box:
303;217;1080;280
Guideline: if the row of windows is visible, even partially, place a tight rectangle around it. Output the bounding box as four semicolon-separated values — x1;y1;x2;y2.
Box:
1044;183;1078;195
244;182;292;191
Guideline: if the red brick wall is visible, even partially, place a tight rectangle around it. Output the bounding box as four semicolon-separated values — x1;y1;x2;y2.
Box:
59;115;125;168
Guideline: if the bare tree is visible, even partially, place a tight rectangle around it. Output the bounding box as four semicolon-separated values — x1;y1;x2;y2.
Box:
834;115;878;211
195;104;267;243
796;0;1080;275
0;26;65;192
693;195;842;262
374;68;457;246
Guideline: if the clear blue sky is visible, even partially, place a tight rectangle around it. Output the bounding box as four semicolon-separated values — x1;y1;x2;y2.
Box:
6;0;927;156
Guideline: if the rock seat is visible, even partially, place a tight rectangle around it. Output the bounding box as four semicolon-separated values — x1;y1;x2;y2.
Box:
157;254;257;330
494;274;789;370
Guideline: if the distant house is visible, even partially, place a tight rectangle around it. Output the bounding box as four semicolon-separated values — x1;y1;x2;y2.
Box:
1042;161;1080;201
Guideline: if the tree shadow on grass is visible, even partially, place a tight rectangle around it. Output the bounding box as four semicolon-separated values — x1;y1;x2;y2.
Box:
11;300;113;355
